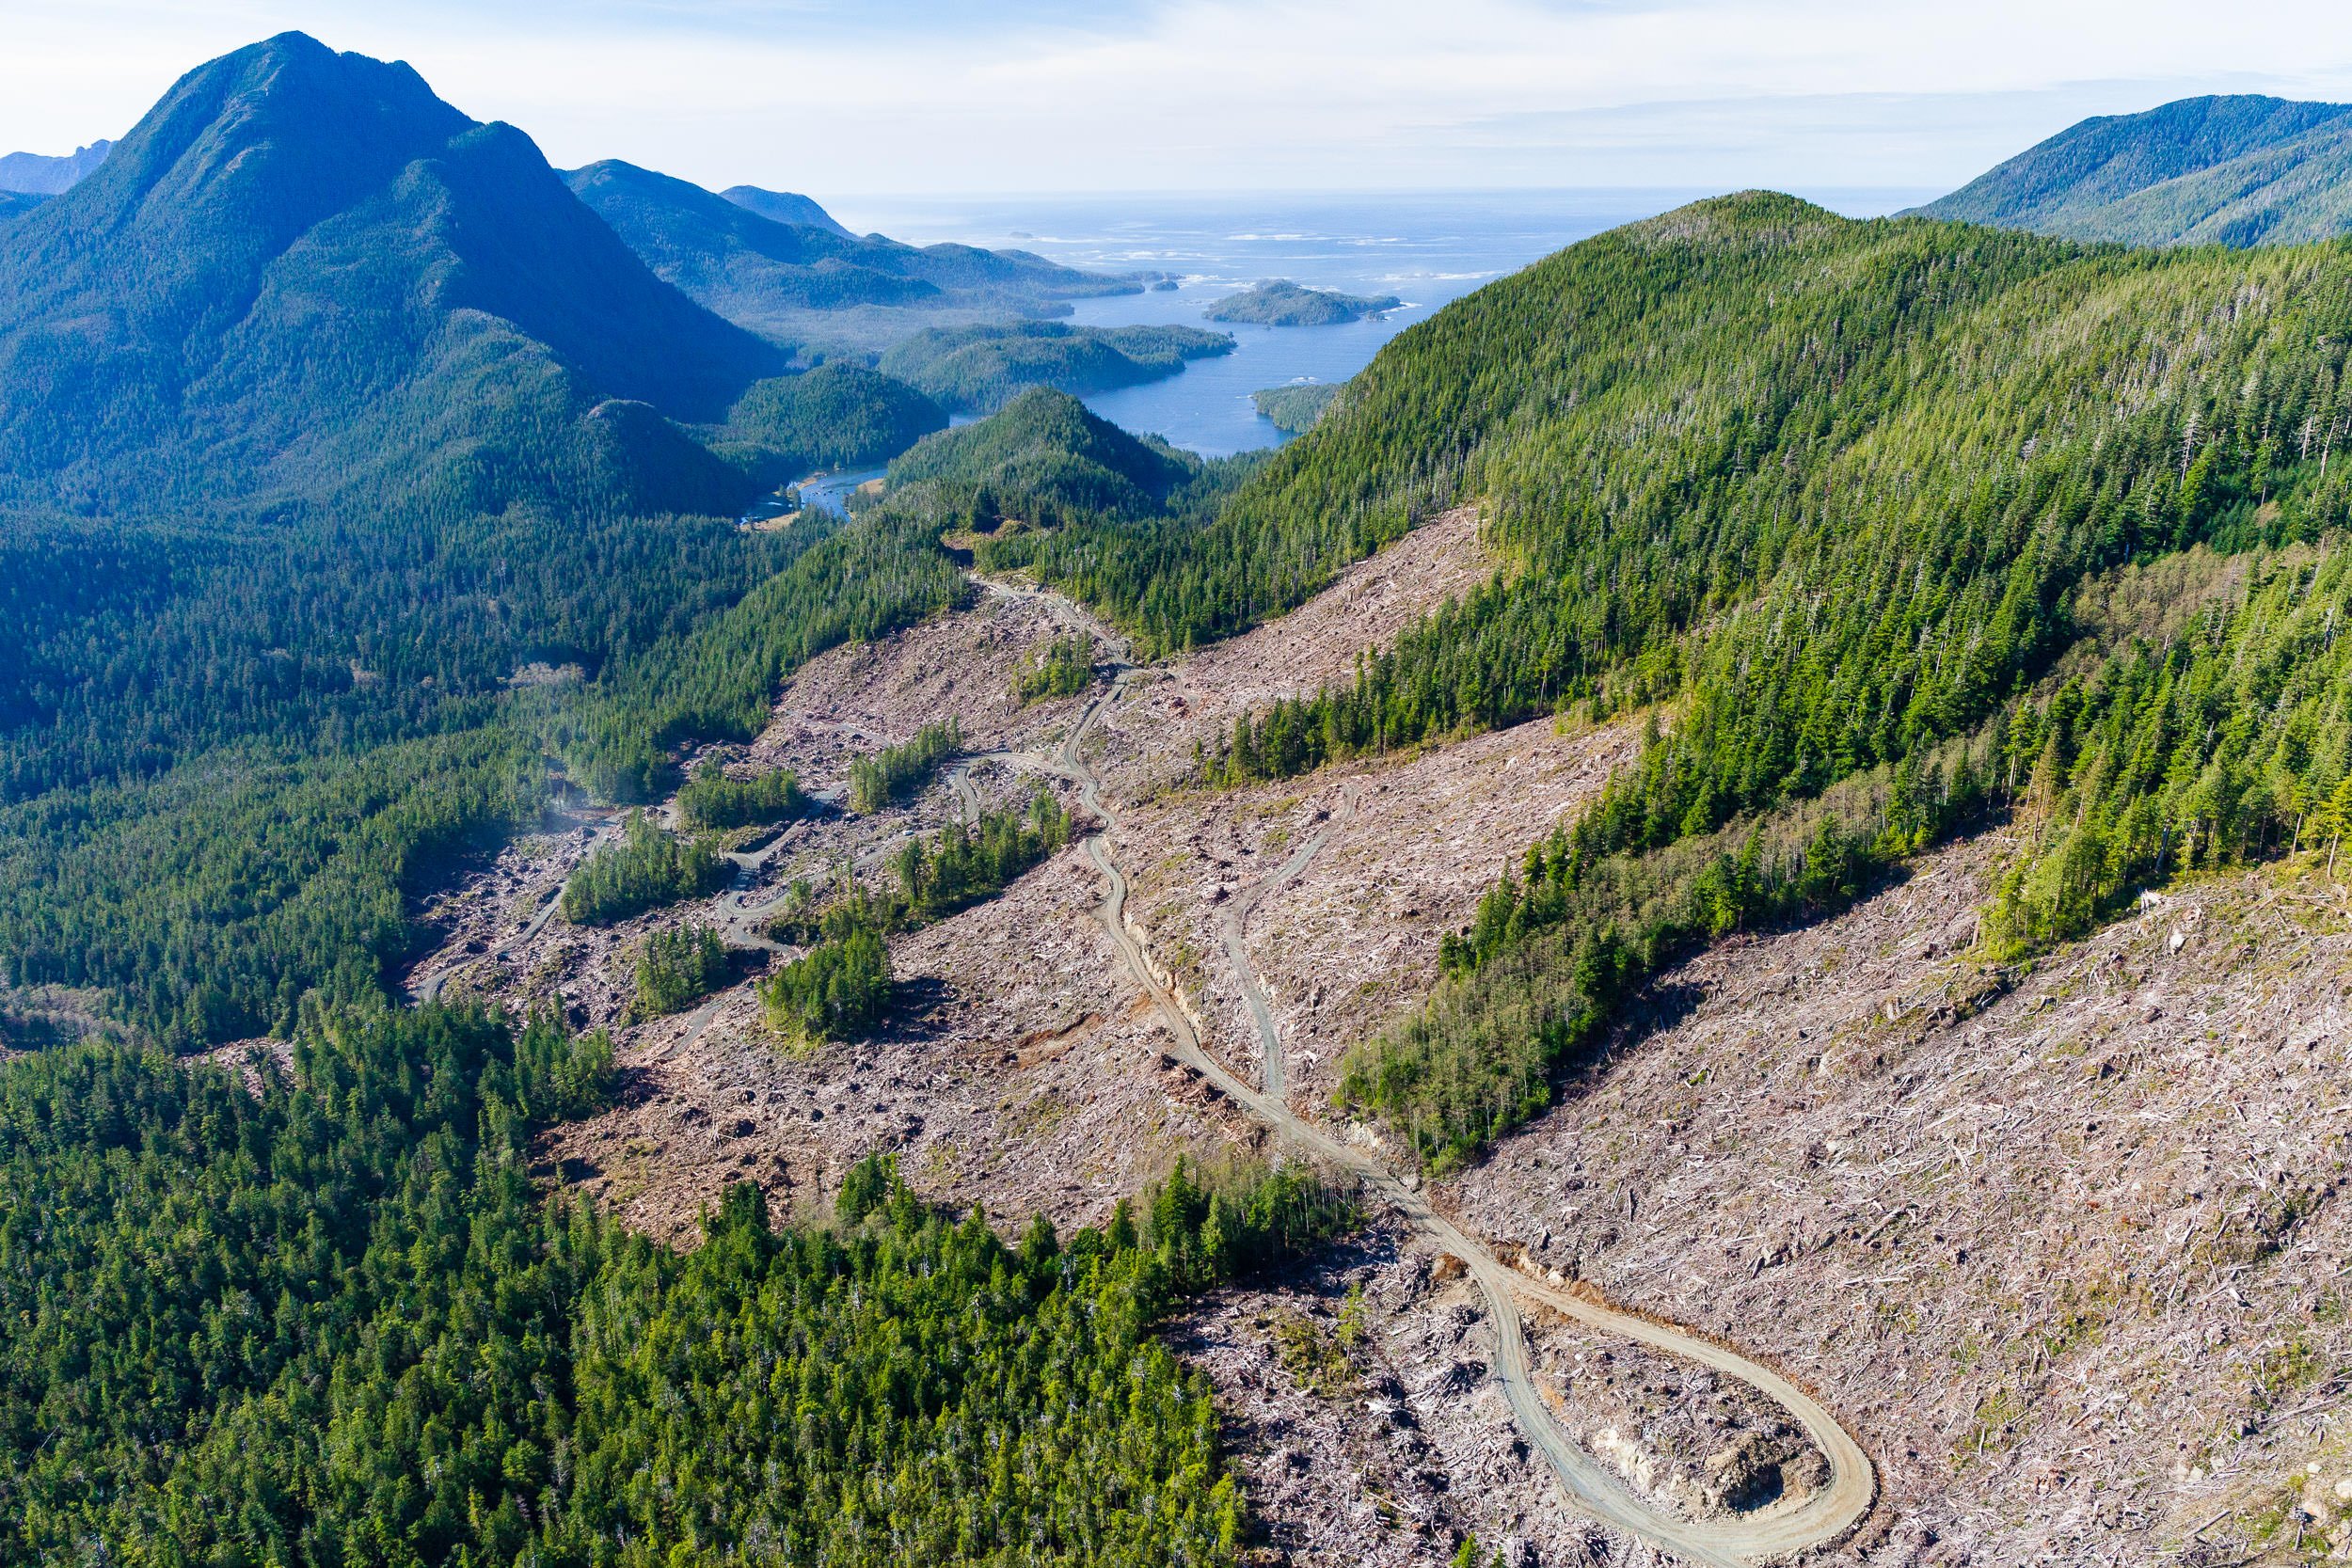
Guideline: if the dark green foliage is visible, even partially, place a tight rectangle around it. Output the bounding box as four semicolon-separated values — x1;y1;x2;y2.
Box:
1978;543;2352;950
890;387;1203;526
0;1003;613;1566
554;503;970;803
1207;279;1400;325
776;791;1072;947
888;791;1073;923
849;719;962;814
725;361;946;473
880;321;1234;413
0;36;872;1043
675;759;806;830
631;923;733;1017
0;34;775;523
559;1152;1343;1567
1015;633;1097;703
559;810;730;926
1914;94;2352;246
1252;381;1343;434
1132;193;2352;1163
0;1005;1337;1567
1343;737;1994;1169
762;792;1071;1043
0;725;546;1046
758;907;895;1043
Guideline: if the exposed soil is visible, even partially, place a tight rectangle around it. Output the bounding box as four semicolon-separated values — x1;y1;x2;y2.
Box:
1112;713;1643;1109
1447;834;2352;1566
390;496;2352;1564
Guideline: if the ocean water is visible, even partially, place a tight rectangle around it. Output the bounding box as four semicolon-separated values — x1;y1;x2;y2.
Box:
832;187;1934;457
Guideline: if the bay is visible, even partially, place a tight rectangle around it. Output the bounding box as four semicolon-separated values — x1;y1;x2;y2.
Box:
831;188;1932;456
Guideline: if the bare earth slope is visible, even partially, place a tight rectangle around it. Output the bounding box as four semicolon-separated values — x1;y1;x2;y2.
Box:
1448;838;2352;1566
402;497;2352;1565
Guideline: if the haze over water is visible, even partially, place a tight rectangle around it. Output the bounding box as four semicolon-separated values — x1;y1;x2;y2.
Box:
835;187;1934;456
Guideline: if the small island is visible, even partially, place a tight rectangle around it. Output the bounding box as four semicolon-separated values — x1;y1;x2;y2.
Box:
1206;278;1402;325
1251;382;1343;434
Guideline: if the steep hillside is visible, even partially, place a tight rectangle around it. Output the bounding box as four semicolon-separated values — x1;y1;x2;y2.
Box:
0;34;777;519
565;159;944;323
0;138;111;194
0;36;946;1047
721;182;854;237
1915;94;2352;245
724;361;946;473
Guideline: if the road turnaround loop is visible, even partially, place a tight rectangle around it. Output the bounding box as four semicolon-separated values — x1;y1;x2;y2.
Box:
1000;621;1873;1567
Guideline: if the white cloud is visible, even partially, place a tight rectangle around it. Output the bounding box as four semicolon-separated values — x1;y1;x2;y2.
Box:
3;0;2351;196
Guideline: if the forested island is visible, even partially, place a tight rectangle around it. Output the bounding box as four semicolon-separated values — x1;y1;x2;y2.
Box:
1206;277;1402;325
878;320;1234;412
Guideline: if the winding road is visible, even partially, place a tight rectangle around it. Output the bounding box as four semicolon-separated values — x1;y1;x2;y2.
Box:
1003;636;1874;1566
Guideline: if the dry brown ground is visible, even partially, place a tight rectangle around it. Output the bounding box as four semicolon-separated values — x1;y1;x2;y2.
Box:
410;507;1501;1237
1112;714;1643;1110
392;496;2352;1565
1443;835;2352;1566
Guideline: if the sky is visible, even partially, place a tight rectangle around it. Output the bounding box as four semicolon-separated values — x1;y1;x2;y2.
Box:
6;0;2352;202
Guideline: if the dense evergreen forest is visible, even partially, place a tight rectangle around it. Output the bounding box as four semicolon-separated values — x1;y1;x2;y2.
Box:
1206;279;1401;325
559;812;732;926
0;35;965;1046
675;759;807;829
879;323;1234;413
1005;193;2352;1162
1914;93;2352;247
632;922;733;1016
0;1002;1346;1565
849;720;963;814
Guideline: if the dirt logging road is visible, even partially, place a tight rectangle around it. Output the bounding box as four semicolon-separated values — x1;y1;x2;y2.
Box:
986;610;1877;1568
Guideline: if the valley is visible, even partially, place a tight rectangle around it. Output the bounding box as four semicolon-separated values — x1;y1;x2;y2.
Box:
405;522;1879;1566
10;25;2352;1568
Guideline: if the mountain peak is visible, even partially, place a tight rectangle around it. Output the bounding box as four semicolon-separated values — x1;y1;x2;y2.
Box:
0;34;778;518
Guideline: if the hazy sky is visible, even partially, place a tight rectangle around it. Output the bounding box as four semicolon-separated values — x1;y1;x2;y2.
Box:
7;0;2352;200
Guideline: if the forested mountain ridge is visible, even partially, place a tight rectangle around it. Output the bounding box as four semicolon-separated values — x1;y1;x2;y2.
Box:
1915;93;2352;245
0;31;779;520
567;158;1145;354
0;35;962;1046
888;387;1200;518
720;182;854;237
1005;190;2352;1156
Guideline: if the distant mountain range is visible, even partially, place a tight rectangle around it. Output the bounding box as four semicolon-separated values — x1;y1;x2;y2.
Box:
563;159;1141;354
0;139;111;195
1915;94;2352;246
